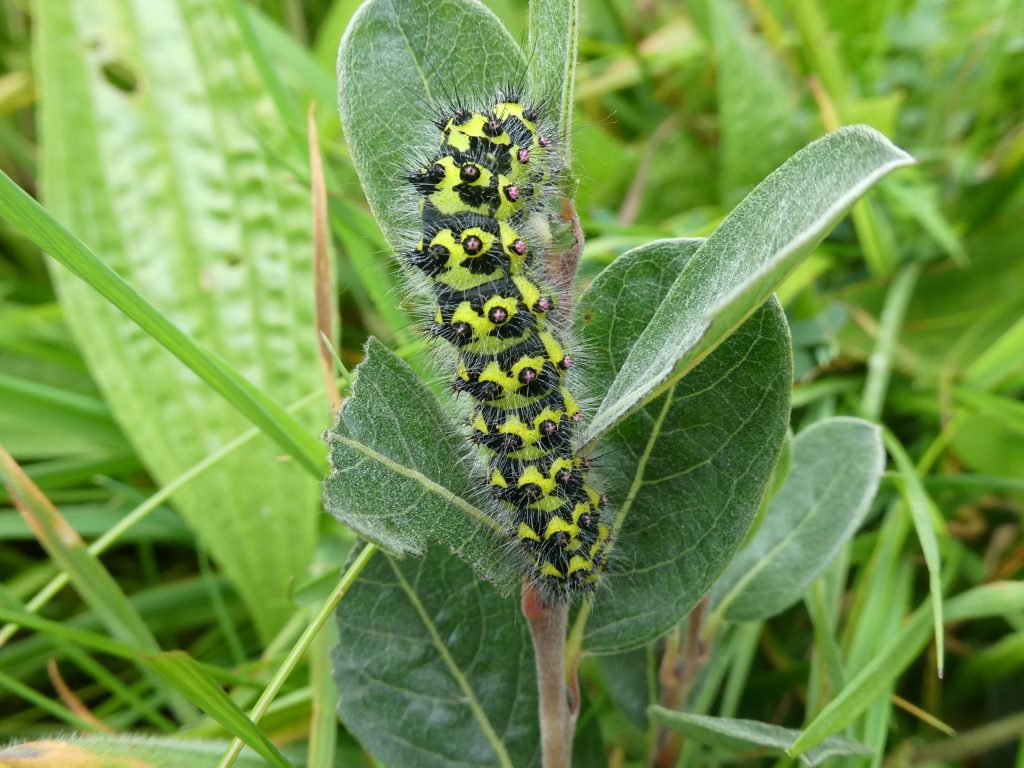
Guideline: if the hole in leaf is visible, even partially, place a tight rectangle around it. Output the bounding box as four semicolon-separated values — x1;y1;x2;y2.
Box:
100;60;139;93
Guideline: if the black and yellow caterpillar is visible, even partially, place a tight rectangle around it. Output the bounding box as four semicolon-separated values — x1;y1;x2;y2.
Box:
405;92;611;600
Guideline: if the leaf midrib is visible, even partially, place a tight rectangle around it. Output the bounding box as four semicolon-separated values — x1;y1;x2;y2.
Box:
389;559;514;768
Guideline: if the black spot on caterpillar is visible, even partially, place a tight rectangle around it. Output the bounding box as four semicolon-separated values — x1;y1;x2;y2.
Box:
406;90;611;601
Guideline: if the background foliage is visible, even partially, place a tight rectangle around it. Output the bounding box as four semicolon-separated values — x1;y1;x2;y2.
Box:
1;0;1023;766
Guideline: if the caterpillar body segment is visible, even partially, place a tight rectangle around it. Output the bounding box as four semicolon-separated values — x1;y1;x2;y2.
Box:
406;93;611;600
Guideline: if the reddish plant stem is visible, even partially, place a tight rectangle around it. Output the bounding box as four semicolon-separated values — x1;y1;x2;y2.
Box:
653;596;710;768
523;583;577;768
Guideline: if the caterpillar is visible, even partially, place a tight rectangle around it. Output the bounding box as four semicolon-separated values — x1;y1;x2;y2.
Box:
403;89;612;602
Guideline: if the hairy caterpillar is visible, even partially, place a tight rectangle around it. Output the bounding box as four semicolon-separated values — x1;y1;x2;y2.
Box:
404;89;612;601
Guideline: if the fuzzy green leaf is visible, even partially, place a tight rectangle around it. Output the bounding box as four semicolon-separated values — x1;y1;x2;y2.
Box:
587;126;913;442
323;338;517;589
649;709;872;766
337;0;525;249
575;239;792;653
711;417;885;622
333;547;539;768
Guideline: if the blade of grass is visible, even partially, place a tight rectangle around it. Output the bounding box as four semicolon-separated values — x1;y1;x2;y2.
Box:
0;170;326;477
0;667;101;731
882;429;946;677
861;264;921;421
0;386;329;648
307;622;339;768
215;544;378;768
0;445;194;722
146;651;293;768
791;582;1024;757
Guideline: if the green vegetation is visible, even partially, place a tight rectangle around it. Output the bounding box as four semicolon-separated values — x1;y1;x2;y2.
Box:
1;1;1022;766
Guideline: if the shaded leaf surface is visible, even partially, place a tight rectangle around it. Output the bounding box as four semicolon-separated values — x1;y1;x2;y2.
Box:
333;547;539;768
649;708;872;766
575;240;792;652
323;338;517;589
712;417;885;621
588;127;912;442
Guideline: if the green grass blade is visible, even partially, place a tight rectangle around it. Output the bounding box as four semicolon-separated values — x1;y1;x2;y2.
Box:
146;651;293;768
216;544;377;768
883;429;946;676
0;172;325;477
791;582;1024;757
0;446;195;721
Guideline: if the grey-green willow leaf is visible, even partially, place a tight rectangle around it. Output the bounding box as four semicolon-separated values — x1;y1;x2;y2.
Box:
649;709;872;767
36;0;324;638
323;338;518;590
575;239;792;653
588;126;912;443
711;417;885;622
337;0;526;249
333;547;540;768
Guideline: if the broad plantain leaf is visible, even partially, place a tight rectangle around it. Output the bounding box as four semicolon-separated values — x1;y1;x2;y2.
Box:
36;0;324;638
587;126;912;443
323;338;518;590
333;546;539;768
575;240;792;652
711;417;885;622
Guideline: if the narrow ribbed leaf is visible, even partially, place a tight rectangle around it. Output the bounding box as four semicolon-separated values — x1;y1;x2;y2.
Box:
34;0;327;638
